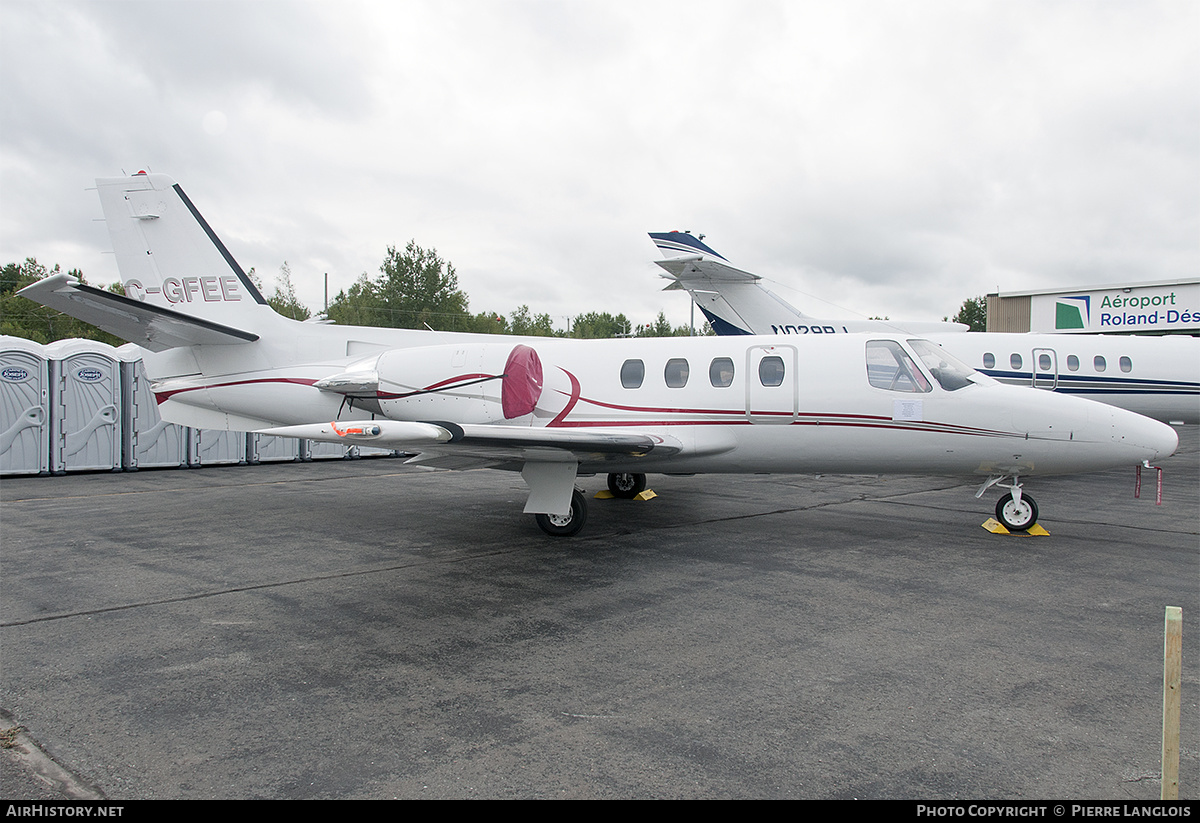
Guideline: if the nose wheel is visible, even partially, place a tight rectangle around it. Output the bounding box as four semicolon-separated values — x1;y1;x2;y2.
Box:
995;491;1038;532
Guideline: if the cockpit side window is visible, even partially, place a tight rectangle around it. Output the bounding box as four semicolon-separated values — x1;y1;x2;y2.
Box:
907;339;976;391
866;340;931;393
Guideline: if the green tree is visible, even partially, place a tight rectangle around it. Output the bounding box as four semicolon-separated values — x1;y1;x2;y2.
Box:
326;241;470;330
467;310;508;334
635;311;676;338
267;262;310;320
508;304;556;336
950;296;988;332
570;311;631;339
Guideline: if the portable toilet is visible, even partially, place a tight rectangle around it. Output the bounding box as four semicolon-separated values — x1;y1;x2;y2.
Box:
248;431;302;463
0;335;51;476
188;428;248;466
117;344;188;470
44;338;122;473
301;439;348;460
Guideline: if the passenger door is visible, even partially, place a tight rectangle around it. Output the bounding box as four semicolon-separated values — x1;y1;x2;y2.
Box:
1031;347;1058;390
745;344;798;424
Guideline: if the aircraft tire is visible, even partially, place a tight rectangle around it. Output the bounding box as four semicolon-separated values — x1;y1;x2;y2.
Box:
607;472;647;499
534;489;588;537
995;492;1038;532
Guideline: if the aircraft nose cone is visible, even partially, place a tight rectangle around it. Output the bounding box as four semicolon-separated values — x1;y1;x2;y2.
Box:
1113;409;1179;462
1147;419;1180;462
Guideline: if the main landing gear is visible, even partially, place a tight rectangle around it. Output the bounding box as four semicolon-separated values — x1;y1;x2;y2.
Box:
607;472;647;499
977;475;1039;532
534;488;588;537
532;473;648;536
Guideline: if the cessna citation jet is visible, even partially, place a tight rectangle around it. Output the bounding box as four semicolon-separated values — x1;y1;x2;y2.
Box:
652;231;1200;426
18;175;1179;537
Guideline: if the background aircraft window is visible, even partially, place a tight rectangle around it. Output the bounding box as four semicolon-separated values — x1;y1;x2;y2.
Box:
709;357;735;387
1067;355;1079;371
908;339;974;391
1120;356;1132;373
620;359;644;389
1010;353;1023;370
1038;353;1052;371
982;353;995;369
758;355;785;387
665;358;689;388
866;340;931;393
1094;355;1107;372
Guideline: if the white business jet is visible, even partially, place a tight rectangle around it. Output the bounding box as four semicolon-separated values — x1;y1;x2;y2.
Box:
17;175;1178;536
652;231;1200;426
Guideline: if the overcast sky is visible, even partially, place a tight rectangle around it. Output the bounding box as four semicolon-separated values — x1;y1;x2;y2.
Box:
2;0;1197;331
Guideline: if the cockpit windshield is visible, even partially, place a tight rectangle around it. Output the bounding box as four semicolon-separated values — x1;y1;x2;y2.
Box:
866;340;932;393
906;339;978;391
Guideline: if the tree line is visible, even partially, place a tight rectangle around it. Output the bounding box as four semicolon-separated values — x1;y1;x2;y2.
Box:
0;241;706;344
2;241;989;345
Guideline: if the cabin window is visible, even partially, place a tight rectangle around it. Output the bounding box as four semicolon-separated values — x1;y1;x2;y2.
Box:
758;356;785;387
1094;355;1107;373
866;340;931;393
1119;356;1132;373
620;359;644;389
709;357;735;388
1010;353;1023;370
1067;355;1079;371
665;358;689;388
1038;353;1052;371
908;339;974;391
982;353;995;369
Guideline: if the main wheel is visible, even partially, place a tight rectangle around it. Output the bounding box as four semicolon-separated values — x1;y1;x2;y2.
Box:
534;488;588;537
995;492;1038;532
607;472;647;499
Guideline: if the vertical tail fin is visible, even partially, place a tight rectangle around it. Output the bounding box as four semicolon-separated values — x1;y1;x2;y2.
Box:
648;230;729;261
649;230;799;335
97;173;274;331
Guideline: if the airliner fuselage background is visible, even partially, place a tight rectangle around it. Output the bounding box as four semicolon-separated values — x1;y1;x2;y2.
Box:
651;232;1200;425
16;175;1180;534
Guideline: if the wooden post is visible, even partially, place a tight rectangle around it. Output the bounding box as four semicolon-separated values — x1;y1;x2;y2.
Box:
1162;606;1182;800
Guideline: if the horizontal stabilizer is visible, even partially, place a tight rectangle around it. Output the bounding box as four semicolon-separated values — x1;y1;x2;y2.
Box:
656;257;762;285
18;274;259;351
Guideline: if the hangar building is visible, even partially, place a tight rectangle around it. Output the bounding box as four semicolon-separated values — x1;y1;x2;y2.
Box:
987;278;1200;335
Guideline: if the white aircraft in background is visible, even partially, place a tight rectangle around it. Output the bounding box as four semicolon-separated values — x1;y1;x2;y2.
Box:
18;175;1178;537
651;231;969;337
652;231;1200;426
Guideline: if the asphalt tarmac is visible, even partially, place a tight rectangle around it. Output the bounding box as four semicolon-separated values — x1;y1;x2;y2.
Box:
1;428;1196;799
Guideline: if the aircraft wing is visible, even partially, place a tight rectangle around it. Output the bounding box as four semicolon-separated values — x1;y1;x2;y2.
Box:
17;273;259;351
258;419;682;471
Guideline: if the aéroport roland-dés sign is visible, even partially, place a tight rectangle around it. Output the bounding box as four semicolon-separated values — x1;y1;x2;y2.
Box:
1030;282;1200;334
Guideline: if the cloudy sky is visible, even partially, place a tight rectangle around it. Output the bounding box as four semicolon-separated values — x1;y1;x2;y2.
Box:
2;0;1196;331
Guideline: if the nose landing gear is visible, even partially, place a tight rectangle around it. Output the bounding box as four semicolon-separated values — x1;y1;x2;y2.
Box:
978;475;1039;533
995;491;1039;532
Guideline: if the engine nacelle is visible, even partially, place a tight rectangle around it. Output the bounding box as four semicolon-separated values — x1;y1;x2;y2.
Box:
367;341;565;425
